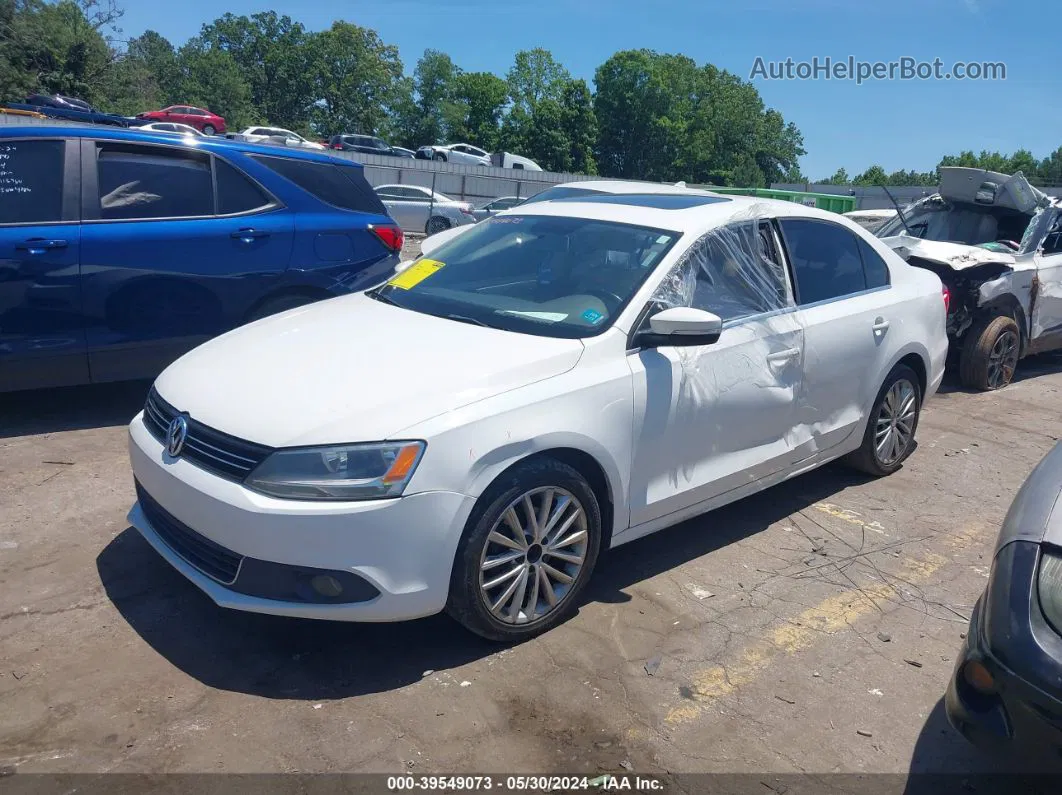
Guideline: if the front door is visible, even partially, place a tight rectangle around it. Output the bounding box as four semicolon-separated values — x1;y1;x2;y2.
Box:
0;137;87;391
1031;210;1062;343
627;220;804;527
78;140;294;382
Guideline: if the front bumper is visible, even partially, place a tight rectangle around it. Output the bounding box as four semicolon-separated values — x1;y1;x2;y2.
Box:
127;413;477;621
946;541;1062;761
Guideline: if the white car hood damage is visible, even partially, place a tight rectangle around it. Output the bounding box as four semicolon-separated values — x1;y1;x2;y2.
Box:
881;235;1027;272
153;294;584;447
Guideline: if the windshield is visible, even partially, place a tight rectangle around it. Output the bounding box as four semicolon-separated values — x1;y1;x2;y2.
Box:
522;186;607;205
877;197;1033;246
371;215;680;338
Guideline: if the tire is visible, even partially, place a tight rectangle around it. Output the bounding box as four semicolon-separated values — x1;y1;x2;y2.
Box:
246;294;315;323
433;152;447;162
202;124;216;136
426;216;451;235
845;364;922;477
959;315;1020;391
447;458;603;642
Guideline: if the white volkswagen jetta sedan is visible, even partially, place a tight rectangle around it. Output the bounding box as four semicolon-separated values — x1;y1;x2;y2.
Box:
127;193;948;641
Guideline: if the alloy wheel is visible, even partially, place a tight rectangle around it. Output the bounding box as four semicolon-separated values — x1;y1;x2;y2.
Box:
478;487;588;625
987;329;1019;389
874;378;917;466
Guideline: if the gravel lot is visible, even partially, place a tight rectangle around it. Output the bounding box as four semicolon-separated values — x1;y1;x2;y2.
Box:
2;349;1062;782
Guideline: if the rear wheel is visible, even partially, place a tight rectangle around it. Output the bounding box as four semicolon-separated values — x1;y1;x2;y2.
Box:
845;364;922;477
246;294;315;323
959;315;1020;391
202;124;216;136
426;216;451;235
447;458;602;642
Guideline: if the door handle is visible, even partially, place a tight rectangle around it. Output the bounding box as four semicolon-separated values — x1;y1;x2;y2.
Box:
766;347;801;365
872;318;891;333
16;239;68;255
231;228;270;242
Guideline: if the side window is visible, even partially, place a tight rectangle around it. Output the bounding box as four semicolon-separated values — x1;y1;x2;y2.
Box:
249;155;387;215
95;143;213;220
215;158;272;215
0;139;65;224
857;238;891;289
650;220;790;322
780;219;866;305
403;188;431;202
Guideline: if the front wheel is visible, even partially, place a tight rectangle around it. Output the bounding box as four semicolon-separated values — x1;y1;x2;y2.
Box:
202;124;216;136
959;315;1020;391
426;216;451;235
447;458;602;642
433;152;447;162
845;364;922;477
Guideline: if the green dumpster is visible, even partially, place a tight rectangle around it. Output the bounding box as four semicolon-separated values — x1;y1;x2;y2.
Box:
705;187;856;214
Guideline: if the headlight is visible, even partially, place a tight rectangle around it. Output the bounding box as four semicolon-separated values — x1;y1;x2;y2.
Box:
245;441;425;501
1037;547;1062;634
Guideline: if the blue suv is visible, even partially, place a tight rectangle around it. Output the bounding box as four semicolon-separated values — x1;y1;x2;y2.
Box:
0;126;402;392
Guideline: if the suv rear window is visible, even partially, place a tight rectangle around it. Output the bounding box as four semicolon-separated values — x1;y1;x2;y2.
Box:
0;139;65;224
250;155;386;215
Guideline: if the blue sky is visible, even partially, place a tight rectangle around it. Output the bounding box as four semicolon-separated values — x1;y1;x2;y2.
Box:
118;0;1055;180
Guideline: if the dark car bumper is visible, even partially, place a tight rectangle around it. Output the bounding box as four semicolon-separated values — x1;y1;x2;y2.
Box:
947;541;1062;764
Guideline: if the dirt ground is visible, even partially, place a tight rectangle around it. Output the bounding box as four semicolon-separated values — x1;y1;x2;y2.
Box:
2;352;1062;784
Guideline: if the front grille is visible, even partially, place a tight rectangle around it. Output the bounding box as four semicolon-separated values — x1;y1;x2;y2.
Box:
136;481;243;584
143;388;273;480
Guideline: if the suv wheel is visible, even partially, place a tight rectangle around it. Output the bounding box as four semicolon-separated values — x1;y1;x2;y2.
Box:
447;458;602;642
846;364;922;477
960;315;1020;391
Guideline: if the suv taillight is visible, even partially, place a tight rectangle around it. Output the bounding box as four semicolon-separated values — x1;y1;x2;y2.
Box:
370;224;403;253
942;284;951;313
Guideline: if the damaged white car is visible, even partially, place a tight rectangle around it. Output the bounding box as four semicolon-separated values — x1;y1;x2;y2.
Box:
878;167;1062;390
127;193;947;641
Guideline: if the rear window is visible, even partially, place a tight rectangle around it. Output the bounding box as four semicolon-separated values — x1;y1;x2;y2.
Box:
215;158;272;215
250;155;386;215
0;139;65;224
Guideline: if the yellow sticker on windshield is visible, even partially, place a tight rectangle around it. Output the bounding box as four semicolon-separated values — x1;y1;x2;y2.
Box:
389;259;444;290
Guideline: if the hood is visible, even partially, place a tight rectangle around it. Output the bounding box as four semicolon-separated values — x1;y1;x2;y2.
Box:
154;294;584;447
881;235;1018;271
996;442;1062;552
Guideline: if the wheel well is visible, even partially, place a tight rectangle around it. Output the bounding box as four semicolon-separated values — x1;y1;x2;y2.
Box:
897;353;927;397
979;296;1029;349
243;287;331;324
498;448;616;548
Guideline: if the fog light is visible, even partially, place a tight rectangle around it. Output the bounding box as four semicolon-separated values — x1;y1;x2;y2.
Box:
310;575;344;598
963;660;997;694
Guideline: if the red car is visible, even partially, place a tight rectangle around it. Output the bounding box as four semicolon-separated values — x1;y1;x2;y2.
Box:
135;105;226;135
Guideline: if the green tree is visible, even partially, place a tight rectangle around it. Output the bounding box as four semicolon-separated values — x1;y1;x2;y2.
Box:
394;48;460;146
310;20;403;136
506;47;569;116
198;11;315;128
125;30;179;102
173;42;254;129
853;165;889;186
444;70;508;151
819;168;850;184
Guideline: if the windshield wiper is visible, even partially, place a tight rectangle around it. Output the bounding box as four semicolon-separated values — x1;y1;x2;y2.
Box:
438;312;491;328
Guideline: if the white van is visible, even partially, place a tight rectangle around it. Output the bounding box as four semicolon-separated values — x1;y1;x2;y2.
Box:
490;152;543;171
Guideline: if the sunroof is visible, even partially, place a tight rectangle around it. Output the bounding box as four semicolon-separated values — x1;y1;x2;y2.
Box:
553;193;731;209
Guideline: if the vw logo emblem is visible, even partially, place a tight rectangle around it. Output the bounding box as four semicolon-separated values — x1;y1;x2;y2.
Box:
166;415;189;457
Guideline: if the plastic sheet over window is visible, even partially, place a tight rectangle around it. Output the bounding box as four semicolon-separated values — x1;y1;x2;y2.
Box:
650;214;789;321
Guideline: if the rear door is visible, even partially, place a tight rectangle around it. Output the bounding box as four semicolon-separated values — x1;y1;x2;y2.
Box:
779;217;900;458
79;139;294;382
0;137;85;391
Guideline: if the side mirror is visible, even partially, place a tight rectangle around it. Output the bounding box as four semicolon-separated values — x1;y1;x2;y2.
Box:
639;307;723;348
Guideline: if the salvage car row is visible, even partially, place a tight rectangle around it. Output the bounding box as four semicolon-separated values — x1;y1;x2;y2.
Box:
4;125;1062;763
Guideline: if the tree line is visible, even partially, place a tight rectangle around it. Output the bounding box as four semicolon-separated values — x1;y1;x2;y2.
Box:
1;0;806;184
4;1;1061;187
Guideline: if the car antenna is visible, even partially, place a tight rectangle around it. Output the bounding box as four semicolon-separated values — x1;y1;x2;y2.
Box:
881;184;913;235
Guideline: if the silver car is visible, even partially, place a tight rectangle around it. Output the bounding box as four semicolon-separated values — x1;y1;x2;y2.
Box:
472;196;524;222
373;184;475;234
